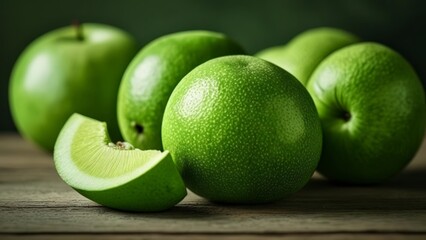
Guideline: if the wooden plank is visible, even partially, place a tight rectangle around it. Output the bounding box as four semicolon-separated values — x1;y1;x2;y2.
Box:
1;233;426;240
0;186;426;234
1;203;425;233
1;134;426;238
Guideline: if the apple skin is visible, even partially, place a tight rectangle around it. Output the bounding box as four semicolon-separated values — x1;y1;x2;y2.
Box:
256;27;359;86
117;30;245;150
307;42;426;184
76;152;186;212
9;23;138;152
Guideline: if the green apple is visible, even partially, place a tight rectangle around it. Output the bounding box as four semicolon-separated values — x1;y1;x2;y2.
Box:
54;113;187;212
162;55;322;203
307;42;426;184
10;23;138;151
256;27;359;85
117;30;245;150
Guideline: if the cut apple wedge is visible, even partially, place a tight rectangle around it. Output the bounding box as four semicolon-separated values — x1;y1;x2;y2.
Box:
53;113;187;212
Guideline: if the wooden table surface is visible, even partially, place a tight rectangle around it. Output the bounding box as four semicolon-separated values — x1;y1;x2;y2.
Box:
0;134;425;240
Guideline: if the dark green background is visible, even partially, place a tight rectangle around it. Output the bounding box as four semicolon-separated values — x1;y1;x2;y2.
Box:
1;0;424;132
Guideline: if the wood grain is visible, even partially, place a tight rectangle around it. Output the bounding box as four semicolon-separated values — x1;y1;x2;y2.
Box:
1;134;426;239
1;234;426;240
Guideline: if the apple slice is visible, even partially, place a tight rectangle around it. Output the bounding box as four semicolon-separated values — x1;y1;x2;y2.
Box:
53;113;186;212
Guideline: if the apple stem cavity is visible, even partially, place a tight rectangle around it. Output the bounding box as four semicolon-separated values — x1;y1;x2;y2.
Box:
342;111;351;122
108;141;135;150
72;20;84;41
131;122;144;134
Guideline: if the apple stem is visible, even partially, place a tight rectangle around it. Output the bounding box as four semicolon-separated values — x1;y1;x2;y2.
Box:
72;20;84;41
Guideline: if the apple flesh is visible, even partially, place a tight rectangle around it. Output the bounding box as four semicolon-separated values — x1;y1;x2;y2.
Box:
54;113;187;212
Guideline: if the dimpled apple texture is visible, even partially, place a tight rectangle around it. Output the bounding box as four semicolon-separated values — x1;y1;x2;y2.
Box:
162;55;322;204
